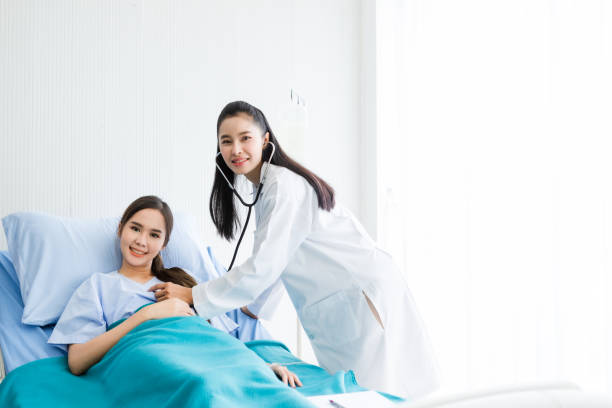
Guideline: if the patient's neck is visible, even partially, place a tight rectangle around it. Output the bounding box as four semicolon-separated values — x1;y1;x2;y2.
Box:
119;261;154;284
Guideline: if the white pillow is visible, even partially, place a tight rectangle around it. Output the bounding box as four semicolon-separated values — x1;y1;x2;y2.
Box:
2;212;220;326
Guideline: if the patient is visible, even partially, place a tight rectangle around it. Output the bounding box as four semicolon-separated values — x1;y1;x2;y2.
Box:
48;195;301;387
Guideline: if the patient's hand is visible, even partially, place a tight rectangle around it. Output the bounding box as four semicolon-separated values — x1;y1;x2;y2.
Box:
149;282;194;305
268;363;302;388
140;298;195;320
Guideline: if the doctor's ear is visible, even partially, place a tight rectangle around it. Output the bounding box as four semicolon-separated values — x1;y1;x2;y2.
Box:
262;132;270;149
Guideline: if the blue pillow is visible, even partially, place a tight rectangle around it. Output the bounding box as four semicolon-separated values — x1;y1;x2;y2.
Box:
2;212;220;326
0;251;65;373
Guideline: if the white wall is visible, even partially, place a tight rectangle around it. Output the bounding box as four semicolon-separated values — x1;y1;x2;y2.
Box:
0;0;363;359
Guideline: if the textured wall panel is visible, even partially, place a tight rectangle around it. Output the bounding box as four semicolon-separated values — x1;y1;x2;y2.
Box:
0;0;361;361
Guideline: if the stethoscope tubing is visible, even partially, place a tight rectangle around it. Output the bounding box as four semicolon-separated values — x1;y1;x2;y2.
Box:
215;142;276;269
215;142;276;208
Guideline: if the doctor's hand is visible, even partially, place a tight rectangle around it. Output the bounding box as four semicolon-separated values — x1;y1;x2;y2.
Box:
149;282;194;306
240;306;258;319
268;363;302;388
138;298;195;321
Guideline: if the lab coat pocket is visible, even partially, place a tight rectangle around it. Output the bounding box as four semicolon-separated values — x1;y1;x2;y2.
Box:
300;290;361;346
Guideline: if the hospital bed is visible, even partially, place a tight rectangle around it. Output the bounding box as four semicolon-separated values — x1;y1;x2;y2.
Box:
2;212;612;407
0;244;384;407
0;212;399;407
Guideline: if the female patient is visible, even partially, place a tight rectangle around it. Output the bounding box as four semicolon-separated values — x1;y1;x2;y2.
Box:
48;195;301;387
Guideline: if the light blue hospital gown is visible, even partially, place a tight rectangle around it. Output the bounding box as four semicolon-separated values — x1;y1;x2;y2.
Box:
49;271;269;351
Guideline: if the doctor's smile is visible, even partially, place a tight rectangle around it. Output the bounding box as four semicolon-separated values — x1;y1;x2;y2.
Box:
231;157;249;166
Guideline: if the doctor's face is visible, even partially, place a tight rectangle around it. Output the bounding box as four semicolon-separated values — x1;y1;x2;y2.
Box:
218;113;269;184
118;208;166;269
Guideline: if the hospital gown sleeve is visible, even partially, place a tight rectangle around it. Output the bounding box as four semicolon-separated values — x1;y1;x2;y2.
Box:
47;275;106;351
193;178;314;319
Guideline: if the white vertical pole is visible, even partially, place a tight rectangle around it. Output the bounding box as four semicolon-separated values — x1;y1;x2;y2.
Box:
360;0;379;240
296;316;303;359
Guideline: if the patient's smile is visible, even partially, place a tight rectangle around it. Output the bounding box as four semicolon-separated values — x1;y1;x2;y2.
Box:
129;246;146;257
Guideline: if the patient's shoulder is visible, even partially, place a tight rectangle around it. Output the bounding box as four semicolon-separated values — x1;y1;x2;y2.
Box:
86;271;119;282
74;271;120;293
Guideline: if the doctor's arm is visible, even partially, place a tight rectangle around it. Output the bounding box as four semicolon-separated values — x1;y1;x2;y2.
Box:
241;277;285;319
148;272;285;321
191;180;313;319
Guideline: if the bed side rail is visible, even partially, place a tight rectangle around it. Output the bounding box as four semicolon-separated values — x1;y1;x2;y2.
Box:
0;343;5;383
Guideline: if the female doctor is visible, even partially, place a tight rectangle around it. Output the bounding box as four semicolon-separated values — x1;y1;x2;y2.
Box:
151;101;439;398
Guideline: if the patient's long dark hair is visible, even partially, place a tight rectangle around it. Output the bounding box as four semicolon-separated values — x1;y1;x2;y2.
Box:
210;100;335;240
118;195;197;288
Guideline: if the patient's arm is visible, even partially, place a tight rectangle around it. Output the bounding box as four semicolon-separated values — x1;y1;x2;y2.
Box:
67;298;194;375
268;363;303;388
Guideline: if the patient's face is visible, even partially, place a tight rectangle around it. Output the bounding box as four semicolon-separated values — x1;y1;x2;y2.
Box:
119;209;167;269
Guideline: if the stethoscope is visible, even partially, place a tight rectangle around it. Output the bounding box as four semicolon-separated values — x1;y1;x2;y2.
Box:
215;142;276;270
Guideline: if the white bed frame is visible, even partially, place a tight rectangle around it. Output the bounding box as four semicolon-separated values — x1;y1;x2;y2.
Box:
0;344;5;383
399;382;612;408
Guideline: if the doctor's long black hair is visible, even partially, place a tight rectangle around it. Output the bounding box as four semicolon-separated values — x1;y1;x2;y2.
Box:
210;100;335;241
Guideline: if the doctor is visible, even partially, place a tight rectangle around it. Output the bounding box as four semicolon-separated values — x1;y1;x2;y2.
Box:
152;101;439;398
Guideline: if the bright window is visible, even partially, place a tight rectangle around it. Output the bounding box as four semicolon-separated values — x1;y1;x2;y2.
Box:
377;0;612;394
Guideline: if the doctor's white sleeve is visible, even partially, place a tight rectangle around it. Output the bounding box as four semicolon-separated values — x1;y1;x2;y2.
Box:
245;278;285;320
192;179;313;319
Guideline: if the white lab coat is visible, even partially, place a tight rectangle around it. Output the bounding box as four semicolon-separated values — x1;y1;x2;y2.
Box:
193;164;439;398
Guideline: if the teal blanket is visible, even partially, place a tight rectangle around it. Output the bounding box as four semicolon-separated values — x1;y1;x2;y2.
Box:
0;317;321;407
245;340;366;397
246;340;404;403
